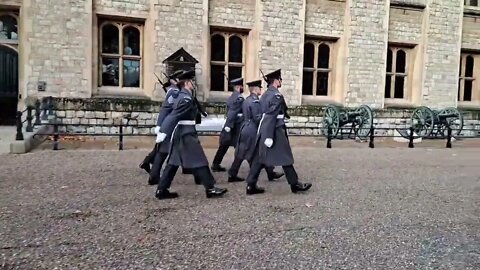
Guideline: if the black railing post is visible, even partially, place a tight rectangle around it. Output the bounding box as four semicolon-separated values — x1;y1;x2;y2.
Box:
119;122;124;151
446;126;452;148
41;98;48;121
15;111;24;141
34;99;41;125
53;124;59;150
369;127;375;148
327;125;332;149
408;126;414;148
26;106;33;132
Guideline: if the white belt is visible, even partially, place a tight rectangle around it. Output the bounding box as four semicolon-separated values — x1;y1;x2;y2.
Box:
237;113;243;117
177;120;196;125
277;114;284;119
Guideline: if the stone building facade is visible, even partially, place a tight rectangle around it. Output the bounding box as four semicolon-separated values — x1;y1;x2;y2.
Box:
1;0;480;136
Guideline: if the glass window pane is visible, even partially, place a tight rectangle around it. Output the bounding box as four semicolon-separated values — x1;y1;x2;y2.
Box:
302;71;313;95
396;50;406;73
316;72;329;96
303;43;314;68
210;65;225;91
464;80;473;101
228;36;243;63
465;55;474;77
457;79;462;101
123;59;140;87
394;75;405;98
0;15;18;40
228;66;242;91
386;49;393;73
459;56;463;76
123;26;140;56
101;58;119;86
211;34;225;62
318;44;330;69
102;24;119;54
384;75;391;98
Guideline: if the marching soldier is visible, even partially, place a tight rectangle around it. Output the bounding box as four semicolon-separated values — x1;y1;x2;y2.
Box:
139;70;183;176
147;70;183;185
227;79;284;182
245;69;312;195
155;70;228;199
210;78;245;172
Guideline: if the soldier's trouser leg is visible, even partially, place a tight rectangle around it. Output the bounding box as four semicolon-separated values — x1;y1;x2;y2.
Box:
191;166;215;189
157;164;179;191
227;156;243;177
144;146;157;164
150;151;168;181
212;144;230;165
282;165;299;186
246;161;264;186
265;166;276;179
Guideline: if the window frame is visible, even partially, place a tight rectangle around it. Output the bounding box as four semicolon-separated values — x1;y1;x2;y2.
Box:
464;0;479;7
98;20;144;90
209;30;247;92
302;40;334;97
384;46;410;101
0;12;19;47
458;52;479;104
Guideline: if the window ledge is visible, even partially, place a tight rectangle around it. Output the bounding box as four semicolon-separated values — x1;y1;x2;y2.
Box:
96;87;148;98
384;99;416;109
458;102;480;111
464;6;480;16
301;95;341;106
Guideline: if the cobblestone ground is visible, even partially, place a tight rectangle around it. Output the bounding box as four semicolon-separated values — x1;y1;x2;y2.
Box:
1;144;479;269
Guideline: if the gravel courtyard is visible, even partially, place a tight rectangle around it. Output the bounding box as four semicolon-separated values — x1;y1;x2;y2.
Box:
1;145;479;269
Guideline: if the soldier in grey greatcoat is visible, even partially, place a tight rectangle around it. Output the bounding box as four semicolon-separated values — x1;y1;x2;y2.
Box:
245;69;312;195
227;79;284;182
211;78;245;172
155;70;228;199
139;70;183;176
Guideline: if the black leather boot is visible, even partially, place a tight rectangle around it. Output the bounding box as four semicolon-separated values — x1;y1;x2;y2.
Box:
139;161;151;173
291;183;312;193
268;171;285;181
246;185;265;195
211;164;226;172
228;175;245;182
206;187;228;198
155;189;179;200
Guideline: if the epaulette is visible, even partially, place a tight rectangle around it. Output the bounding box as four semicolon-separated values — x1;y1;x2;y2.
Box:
275;93;282;99
253;99;260;103
237;96;245;101
170;89;180;98
183;97;192;102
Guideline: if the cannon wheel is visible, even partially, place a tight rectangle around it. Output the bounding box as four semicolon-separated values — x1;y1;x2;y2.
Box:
353;105;373;140
322;105;340;138
438;107;463;137
411;106;435;138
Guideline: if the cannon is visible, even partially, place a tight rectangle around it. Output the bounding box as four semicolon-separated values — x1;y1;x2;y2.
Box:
410;106;463;138
321;104;374;140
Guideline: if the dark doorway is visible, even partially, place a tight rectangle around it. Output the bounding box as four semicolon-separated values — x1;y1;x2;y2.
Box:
0;45;18;125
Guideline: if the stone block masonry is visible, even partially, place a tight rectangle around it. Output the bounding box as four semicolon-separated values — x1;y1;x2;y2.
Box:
50;98;480;138
208;0;256;28
93;0;150;15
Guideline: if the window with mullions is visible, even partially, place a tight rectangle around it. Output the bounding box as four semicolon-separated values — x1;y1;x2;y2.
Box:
458;53;479;102
210;30;246;92
385;47;409;99
302;41;333;97
99;20;143;88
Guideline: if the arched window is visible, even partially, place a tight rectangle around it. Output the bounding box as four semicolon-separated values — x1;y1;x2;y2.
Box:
0;13;18;43
302;40;333;96
99;20;143;88
458;53;478;102
210;30;247;92
384;46;409;99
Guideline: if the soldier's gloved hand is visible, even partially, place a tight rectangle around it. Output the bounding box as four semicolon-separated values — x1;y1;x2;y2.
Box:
224;127;231;132
264;138;273;148
156;132;167;143
154;126;161;134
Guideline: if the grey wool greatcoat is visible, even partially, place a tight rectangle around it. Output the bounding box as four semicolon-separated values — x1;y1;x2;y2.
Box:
219;91;245;146
160;89;209;169
234;93;262;162
156;85;180;153
256;86;294;166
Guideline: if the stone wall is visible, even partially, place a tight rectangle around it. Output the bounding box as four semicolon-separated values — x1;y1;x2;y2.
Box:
49;97;480;138
23;0;92;99
208;0;255;28
344;0;389;108
421;1;463;108
462;15;480;50
305;0;345;37
259;0;305;106
93;0;150;15
388;7;423;43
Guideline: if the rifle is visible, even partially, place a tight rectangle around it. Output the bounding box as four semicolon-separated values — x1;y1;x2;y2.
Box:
154;73;168;93
259;69;268;84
